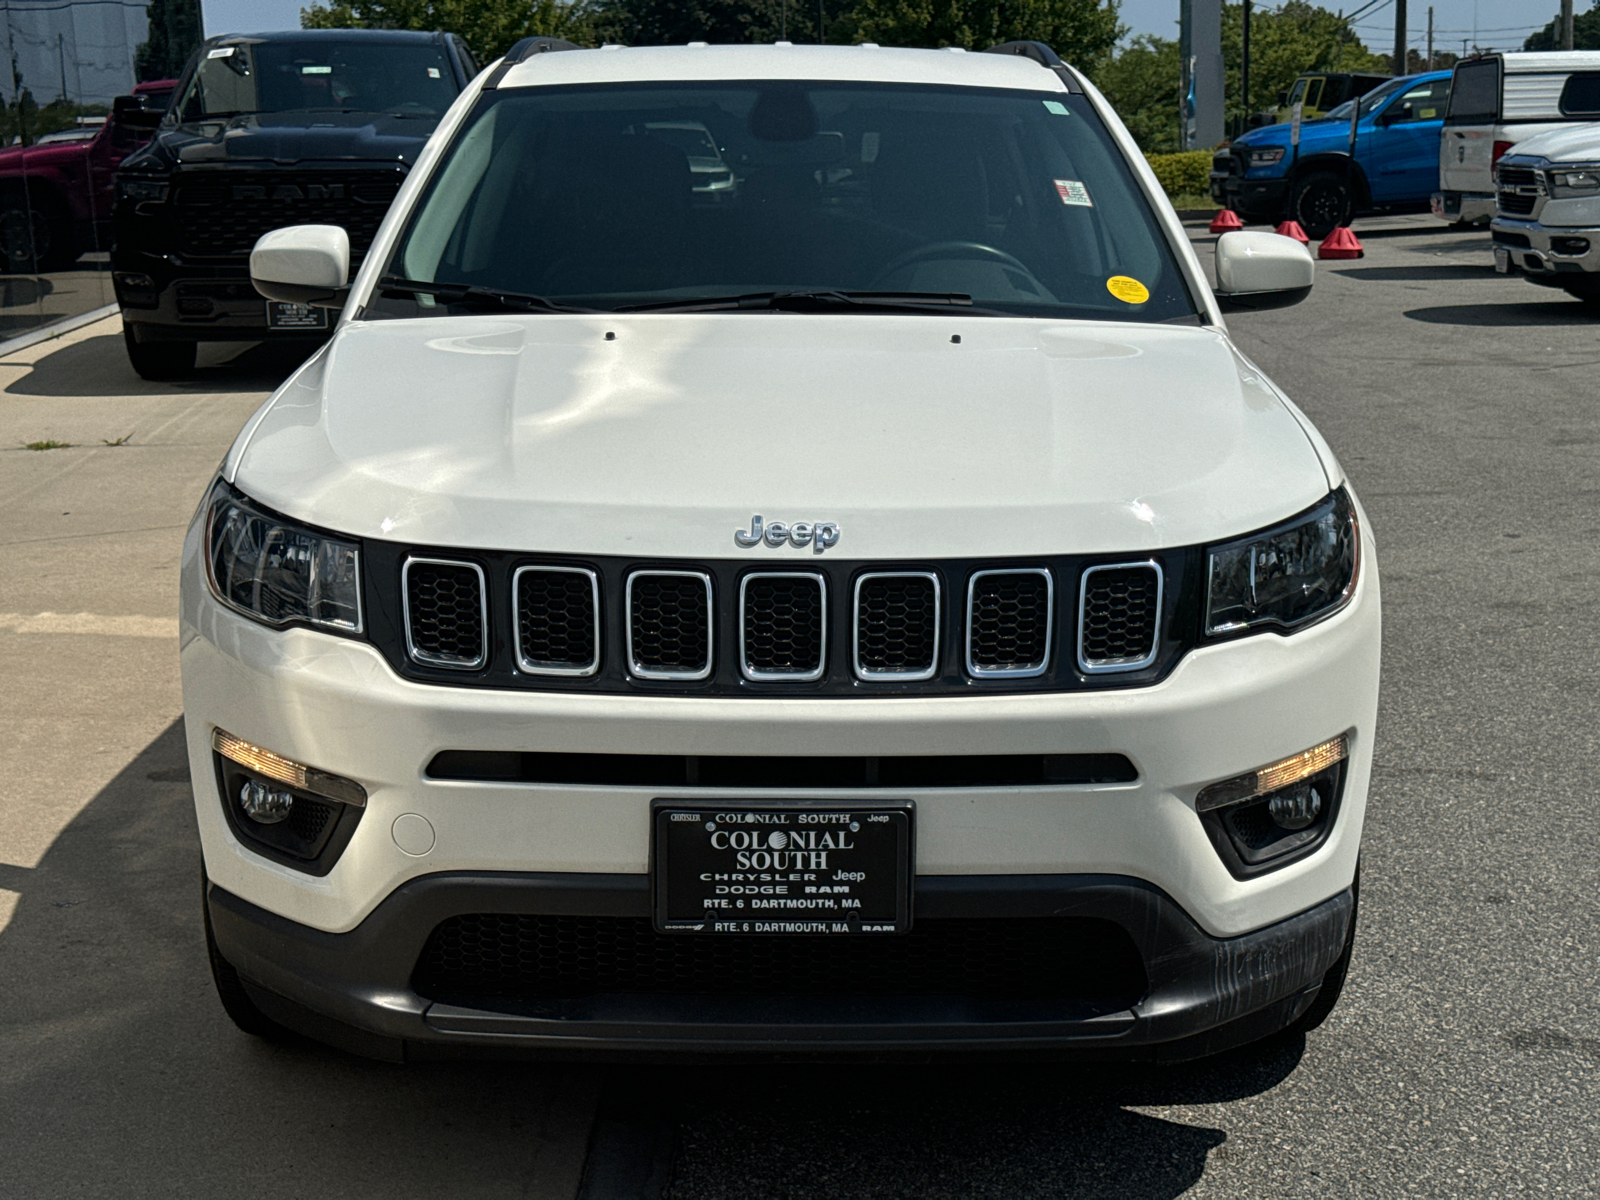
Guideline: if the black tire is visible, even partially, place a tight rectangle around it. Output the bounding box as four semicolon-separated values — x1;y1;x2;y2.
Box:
1290;170;1354;240
202;867;288;1040
1284;864;1359;1037
123;324;196;381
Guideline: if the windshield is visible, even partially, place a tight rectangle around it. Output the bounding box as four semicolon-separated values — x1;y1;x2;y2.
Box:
1325;76;1409;121
372;81;1196;322
177;40;458;120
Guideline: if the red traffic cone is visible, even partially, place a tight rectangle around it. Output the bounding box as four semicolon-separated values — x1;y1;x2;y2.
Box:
1275;220;1310;244
1209;207;1244;234
1318;225;1364;259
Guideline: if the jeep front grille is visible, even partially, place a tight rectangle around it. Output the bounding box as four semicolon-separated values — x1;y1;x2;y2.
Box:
514;566;599;676
740;572;826;681
627;571;713;681
403;558;488;669
170;169;405;261
1078;562;1163;673
965;569;1053;678
854;572;939;680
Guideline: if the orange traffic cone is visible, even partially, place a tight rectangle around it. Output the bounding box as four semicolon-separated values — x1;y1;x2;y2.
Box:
1275;220;1310;244
1318;225;1364;259
1209;208;1244;234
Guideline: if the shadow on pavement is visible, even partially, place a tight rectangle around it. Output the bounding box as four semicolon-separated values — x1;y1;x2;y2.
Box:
1332;264;1497;282
1403;300;1597;326
3;333;321;398
0;719;1294;1198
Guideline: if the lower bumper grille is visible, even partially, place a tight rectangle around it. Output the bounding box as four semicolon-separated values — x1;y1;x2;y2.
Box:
412;914;1148;1006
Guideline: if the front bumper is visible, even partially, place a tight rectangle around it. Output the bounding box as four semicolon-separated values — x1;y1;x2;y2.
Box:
207;871;1355;1061
112;251;334;343
1433;191;1495;224
1491;216;1600;289
1210;170;1288;222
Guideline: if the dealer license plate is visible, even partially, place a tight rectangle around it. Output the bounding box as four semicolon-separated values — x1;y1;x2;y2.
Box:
1494;245;1512;274
266;301;328;330
651;799;913;935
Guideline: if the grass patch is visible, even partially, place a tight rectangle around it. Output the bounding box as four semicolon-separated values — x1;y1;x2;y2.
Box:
102;433;132;446
23;439;73;451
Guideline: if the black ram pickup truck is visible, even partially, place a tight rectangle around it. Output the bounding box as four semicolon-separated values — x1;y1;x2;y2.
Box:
112;29;475;379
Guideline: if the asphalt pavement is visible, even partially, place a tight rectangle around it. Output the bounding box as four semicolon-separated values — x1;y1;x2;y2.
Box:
2;216;1597;1198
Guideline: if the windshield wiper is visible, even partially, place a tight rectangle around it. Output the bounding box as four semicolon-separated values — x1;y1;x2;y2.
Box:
616;290;999;315
378;277;595;314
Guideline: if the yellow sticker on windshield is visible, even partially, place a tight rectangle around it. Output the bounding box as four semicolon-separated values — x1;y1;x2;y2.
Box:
1106;276;1150;305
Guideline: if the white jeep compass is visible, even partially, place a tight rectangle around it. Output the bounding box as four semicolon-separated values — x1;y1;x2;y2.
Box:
182;38;1379;1061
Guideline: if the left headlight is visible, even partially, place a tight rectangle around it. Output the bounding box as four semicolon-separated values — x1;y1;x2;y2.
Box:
1247;146;1286;168
1205;489;1359;637
205;483;363;633
1547;167;1600;197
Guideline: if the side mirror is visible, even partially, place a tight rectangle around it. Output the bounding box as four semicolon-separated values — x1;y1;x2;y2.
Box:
112;94;163;133
1214;231;1314;312
1277;90;1288;105
250;224;350;308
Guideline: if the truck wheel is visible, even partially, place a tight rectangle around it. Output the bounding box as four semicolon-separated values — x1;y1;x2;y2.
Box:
1290;171;1353;240
0;195;80;273
202;867;289;1040
123;324;196;380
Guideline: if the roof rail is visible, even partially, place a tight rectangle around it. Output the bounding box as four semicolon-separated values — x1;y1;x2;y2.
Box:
983;40;1080;91
483;37;582;89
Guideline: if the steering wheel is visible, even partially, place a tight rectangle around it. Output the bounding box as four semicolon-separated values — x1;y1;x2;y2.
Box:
872;240;1040;288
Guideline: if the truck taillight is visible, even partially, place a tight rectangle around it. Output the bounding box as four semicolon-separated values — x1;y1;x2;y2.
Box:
1492;140;1514;167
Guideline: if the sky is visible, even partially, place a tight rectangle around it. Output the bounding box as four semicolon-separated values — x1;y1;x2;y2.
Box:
200;0;1561;52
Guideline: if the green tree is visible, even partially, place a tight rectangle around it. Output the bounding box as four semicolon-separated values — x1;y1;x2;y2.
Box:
843;0;1121;72
136;0;204;81
301;0;596;61
1093;33;1180;152
1524;4;1600;50
1222;0;1387;128
593;0;803;46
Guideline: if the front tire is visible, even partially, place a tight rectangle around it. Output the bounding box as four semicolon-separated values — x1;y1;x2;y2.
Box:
123;324;196;381
1291;170;1354;240
202;868;288;1040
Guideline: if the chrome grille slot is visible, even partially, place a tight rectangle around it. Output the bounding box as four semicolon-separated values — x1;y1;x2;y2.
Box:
740;572;826;681
403;558;487;669
627;570;713;681
854;572;939;681
1495;166;1540;216
1077;562;1163;673
966;569;1053;678
514;566;600;676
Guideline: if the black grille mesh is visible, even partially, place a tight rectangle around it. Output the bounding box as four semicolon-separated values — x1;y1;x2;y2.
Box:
630;573;710;674
172;170;403;260
412;914;1146;1005
517;569;597;671
968;572;1051;670
856;574;938;675
742;575;823;676
406;561;484;667
1080;565;1160;668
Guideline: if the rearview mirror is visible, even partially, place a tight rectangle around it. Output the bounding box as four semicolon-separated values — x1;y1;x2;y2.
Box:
1213;231;1314;312
250;225;350;308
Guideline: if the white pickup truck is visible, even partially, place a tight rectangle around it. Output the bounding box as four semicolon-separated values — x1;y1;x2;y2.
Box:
1492;122;1600;301
1435;51;1600;226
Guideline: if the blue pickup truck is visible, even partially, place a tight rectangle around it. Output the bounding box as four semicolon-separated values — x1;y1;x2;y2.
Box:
1210;70;1453;237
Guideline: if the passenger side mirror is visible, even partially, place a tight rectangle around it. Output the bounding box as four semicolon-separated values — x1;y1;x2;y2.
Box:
250;224;350;308
1213;231;1314;312
112;93;163;133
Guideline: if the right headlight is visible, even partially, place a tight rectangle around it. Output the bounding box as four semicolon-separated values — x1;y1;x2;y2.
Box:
205;482;363;633
1547;166;1600;197
1205;489;1359;637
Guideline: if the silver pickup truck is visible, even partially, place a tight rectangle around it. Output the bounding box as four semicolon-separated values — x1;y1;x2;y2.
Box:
1492;122;1600;303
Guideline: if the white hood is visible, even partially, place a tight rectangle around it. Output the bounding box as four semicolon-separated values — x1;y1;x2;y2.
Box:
1507;122;1600;163
228;313;1333;560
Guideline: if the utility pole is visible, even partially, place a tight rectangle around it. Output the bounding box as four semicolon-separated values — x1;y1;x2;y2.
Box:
56;33;65;102
1241;0;1251;134
1426;7;1434;70
818;0;824;42
1563;0;1575;51
1394;0;1408;76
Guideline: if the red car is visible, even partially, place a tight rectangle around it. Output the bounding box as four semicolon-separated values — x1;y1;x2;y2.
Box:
0;78;175;273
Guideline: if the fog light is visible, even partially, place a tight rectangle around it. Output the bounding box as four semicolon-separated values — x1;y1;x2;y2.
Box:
1551;237;1591;256
114;271;154;290
1267;779;1322;830
239;779;294;824
211;728;367;807
1195;734;1347;813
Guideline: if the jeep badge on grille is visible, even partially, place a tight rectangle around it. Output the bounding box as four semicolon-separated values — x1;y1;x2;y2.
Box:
735;515;841;553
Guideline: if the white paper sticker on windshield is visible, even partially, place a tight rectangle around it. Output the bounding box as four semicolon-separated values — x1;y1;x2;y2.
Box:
207;46;235;58
427;66;441;78
1042;100;1069;115
301;65;331;74
1053;179;1093;207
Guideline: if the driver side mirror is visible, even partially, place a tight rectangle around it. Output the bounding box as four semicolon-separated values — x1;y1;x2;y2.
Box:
1213;231;1314;312
250;224;350;308
112;93;163;134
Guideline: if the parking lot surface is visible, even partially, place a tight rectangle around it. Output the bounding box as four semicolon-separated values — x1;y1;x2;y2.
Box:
2;216;1597;1198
